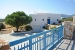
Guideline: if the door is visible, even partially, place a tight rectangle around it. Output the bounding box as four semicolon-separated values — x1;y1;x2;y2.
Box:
47;19;50;24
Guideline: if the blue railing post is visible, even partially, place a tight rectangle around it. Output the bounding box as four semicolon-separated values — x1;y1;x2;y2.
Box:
9;26;63;50
58;28;59;41
29;36;32;50
44;32;46;50
53;30;54;45
62;26;64;37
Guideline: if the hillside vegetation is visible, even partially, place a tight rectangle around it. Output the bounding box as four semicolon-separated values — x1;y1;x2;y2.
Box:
61;17;73;22
0;19;4;22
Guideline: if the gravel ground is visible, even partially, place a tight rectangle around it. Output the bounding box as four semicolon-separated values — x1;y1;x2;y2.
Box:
0;33;31;42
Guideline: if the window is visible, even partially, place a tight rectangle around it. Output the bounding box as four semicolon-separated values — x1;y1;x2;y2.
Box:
35;19;36;21
48;17;50;19
43;19;44;21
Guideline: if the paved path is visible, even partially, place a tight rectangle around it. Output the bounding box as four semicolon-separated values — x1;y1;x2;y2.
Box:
53;39;75;50
53;28;75;50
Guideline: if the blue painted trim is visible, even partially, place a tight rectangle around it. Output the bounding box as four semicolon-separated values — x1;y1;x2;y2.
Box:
10;26;64;50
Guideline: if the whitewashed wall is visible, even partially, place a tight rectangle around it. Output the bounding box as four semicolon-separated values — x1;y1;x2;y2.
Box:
29;13;61;32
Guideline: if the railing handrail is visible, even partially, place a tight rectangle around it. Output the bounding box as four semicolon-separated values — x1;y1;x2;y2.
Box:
10;25;63;50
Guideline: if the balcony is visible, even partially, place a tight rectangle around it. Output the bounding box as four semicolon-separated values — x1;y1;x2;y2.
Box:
9;26;63;50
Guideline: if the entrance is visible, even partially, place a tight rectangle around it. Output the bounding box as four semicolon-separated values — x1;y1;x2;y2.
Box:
47;19;50;24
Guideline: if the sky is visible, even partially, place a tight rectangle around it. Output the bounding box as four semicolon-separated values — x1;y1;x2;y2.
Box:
0;0;75;19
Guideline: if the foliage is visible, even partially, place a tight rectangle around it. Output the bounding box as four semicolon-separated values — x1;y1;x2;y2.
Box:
61;17;73;22
53;22;57;25
25;25;33;31
50;26;56;29
5;11;32;32
42;26;47;29
0;23;5;31
57;20;61;25
65;17;73;21
19;26;24;31
0;19;4;22
57;19;62;25
60;18;66;22
43;26;46;29
58;20;61;24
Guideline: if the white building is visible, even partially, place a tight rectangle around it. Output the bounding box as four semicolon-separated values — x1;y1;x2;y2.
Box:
29;13;61;32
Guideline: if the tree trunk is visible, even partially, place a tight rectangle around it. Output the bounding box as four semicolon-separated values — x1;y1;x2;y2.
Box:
0;29;1;31
16;27;19;32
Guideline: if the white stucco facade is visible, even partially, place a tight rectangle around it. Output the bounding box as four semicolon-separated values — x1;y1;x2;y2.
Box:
29;13;61;32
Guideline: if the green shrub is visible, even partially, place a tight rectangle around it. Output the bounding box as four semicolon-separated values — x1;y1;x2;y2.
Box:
25;25;33;31
60;17;73;22
50;26;56;29
43;26;45;29
19;26;24;31
53;22;56;25
0;23;5;31
42;26;47;29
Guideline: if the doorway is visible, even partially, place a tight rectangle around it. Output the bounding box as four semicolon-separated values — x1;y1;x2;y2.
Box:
47;19;50;24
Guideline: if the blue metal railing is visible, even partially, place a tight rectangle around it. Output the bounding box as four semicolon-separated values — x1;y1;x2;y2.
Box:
9;26;63;50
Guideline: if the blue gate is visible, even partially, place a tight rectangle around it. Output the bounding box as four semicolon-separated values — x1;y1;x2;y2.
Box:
10;26;63;50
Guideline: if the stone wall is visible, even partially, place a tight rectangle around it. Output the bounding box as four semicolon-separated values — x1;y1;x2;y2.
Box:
64;21;73;39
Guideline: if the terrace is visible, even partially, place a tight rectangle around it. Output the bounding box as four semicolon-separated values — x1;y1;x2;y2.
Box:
9;26;63;50
0;25;74;50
